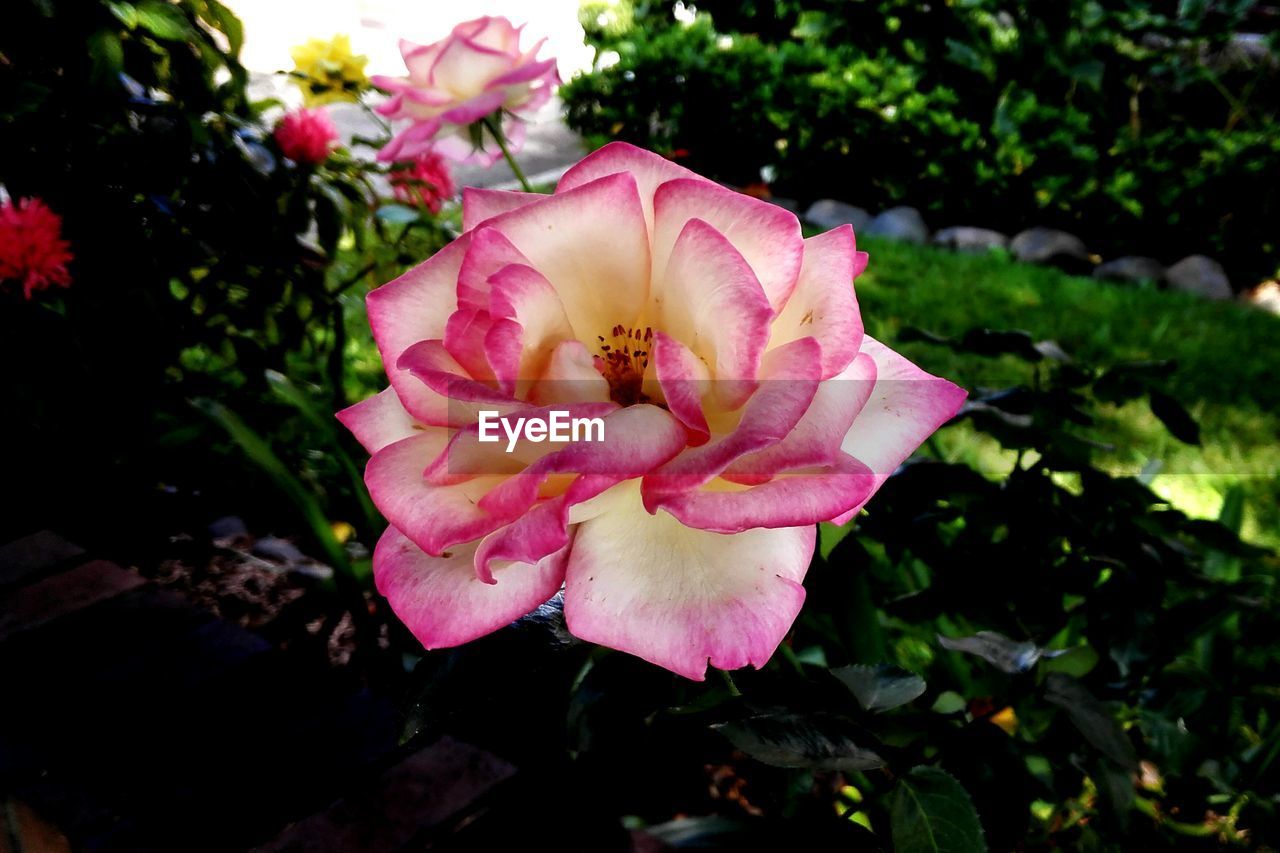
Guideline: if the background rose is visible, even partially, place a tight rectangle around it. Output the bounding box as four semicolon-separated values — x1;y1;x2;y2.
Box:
372;16;559;166
389;151;456;213
339;143;966;680
289;34;370;106
274;107;340;165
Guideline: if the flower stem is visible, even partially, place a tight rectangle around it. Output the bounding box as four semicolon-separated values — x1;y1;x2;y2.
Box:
483;114;534;193
718;669;743;697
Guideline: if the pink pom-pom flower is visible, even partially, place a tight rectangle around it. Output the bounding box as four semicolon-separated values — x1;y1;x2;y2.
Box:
0;197;74;299
274;107;340;165
389;150;456;213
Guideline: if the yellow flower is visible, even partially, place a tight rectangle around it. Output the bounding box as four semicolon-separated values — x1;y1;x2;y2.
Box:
290;35;369;106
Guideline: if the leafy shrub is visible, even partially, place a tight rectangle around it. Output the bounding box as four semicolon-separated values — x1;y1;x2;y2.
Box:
563;0;1280;280
402;330;1279;848
0;0;446;543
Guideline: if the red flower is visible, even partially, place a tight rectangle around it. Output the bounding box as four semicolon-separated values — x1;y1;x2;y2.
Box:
388;150;456;213
274;107;340;165
0;197;74;299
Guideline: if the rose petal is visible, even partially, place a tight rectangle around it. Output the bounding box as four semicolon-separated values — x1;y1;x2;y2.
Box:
652;178;803;311
457;226;532;311
374;527;566;649
655;217;774;405
642;337;823;505
336;387;420;454
529;339;613;406
485;263;575;393
462;188;542;232
367;235;469;423
376;118;444;162
770;225;864;379
725;352;877;481
476;403;684;520
398;339;514;406
489;56;558;89
459;16;522;54
563;482;814;681
653;455;876;534
430;32;515;97
443;308;497;381
557;141;712;234
438;89;507;125
473;474;617;581
366;431;513;556
651;332;710;442
830;337;968;524
479;173;651;339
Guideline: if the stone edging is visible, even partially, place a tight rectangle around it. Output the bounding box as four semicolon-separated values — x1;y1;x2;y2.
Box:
797;198;1278;314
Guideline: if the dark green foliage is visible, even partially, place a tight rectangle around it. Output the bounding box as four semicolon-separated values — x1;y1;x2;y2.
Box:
397;332;1278;848
564;1;1280;281
890;767;987;853
0;0;446;548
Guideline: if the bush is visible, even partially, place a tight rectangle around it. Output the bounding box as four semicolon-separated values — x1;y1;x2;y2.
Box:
0;0;446;543
404;332;1280;848
564;0;1280;281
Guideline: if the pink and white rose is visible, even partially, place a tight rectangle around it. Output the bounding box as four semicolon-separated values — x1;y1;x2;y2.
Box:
338;143;966;680
372;16;559;166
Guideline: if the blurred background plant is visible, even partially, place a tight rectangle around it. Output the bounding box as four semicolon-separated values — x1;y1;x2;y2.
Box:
566;0;1280;282
0;0;452;574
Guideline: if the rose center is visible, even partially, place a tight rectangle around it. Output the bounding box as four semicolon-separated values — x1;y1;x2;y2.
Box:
596;324;655;407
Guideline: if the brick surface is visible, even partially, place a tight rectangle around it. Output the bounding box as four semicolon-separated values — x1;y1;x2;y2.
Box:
0;560;144;642
257;736;518;852
0;530;86;587
0;544;419;851
0;589;399;850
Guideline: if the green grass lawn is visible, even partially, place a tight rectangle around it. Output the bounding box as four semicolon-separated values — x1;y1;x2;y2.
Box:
853;237;1280;546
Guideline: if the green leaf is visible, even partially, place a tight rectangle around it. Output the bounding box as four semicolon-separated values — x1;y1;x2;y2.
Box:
106;1;139;28
1178;0;1210;20
824;536;887;663
938;631;1043;674
714;712;885;771
1040;644;1099;678
376;204;422;225
312;187;344;255
193;398;358;585
643;817;751;848
88;30;124;86
932;691;967;715
832;663;927;712
135;0;193;41
198;0;244;56
264;370;382;537
1043;673;1138;770
890;766;987;853
1148;390;1200;445
1217;484;1245;534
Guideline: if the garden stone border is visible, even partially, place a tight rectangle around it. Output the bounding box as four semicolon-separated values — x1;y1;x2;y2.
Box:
796;198;1278;314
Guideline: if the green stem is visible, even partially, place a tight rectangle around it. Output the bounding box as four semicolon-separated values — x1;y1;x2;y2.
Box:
328;297;348;410
483;114;534;193
356;97;394;142
718;669;743;697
